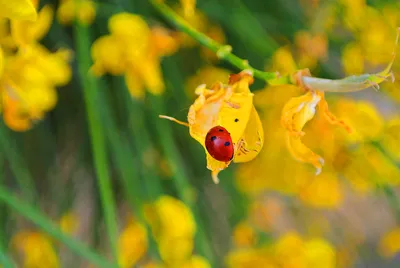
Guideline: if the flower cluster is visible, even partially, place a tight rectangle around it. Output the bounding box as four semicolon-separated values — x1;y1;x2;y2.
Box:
0;0;71;131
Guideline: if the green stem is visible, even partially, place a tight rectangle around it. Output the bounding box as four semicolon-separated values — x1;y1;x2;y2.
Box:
148;0;279;82
0;185;113;268
0;123;36;202
74;22;119;266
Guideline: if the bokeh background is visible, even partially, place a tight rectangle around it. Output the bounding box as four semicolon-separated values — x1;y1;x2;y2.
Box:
1;0;400;267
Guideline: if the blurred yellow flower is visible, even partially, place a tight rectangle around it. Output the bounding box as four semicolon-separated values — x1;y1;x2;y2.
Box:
379;227;400;258
342;42;364;75
59;211;79;235
145;195;197;266
186;66;230;98
118;219;148;268
299;171;343;208
333;99;384;143
225;247;275;268
1;43;71;131
380;117;400;162
57;0;96;25
0;0;37;21
91;13;178;99
273;232;336;268
11;231;59;268
161;71;264;183
233;221;257;247
181;255;211;268
11;3;53;46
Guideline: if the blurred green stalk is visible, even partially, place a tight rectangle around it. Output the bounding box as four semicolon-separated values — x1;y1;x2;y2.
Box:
148;0;280;82
0;154;13;268
74;22;119;266
0;185;113;268
0;123;36;202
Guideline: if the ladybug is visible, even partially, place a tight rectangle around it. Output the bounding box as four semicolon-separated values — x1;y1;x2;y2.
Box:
205;126;234;162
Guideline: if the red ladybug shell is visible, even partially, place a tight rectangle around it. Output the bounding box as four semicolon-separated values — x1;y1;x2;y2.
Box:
205;126;234;162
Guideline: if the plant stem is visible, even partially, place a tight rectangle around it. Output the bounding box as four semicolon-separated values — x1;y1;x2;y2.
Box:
148;0;279;82
0;185;113;268
74;22;119;266
0;123;36;202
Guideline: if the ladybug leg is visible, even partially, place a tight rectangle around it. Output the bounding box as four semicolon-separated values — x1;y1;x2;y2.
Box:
159;115;189;127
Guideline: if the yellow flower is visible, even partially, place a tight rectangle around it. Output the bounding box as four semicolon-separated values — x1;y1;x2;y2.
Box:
342;42;364;75
298;171;343;208
145;196;197;266
303;238;336;268
225;248;275;268
181;255;211;268
91;13;178;99
272;232;336;268
160;71;264;183
233;221;257;247
57;0;96;25
1;43;71;131
379;227;400;258
0;0;37;21
158;236;194;265
11;3;54;46
380;117;400;161
11;231;59;268
185;66;230;98
118;219;148;268
333;99;384;143
281;81;351;174
59;211;79;235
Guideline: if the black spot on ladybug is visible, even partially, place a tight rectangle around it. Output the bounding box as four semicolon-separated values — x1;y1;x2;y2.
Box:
234;118;239;122
211;136;217;141
224;141;231;146
218;129;224;132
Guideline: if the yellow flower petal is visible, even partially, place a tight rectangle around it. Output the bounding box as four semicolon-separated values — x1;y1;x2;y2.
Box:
0;0;37;21
304;238;336;268
11;231;59;268
181;255;211;268
11;4;54;46
158;236;194;265
381;117;400;161
379;227;400;258
90;35;126;76
299;172;343;208
118;221;148;268
125;71;145;100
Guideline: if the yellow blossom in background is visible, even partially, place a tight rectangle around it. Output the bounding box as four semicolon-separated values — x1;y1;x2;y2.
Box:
342;42;364;75
379;227;400;258
272;232;336;268
185;66;230;98
298;171;343;208
91;12;178;99
233;221;257;247
1;43;72;131
380;117;400;162
57;0;96;25
145;195;197;265
225;247;275;268
118;218;148;268
11;231;59;268
294;31;328;68
181;255;211;268
59;211;79;235
333;99;384;143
